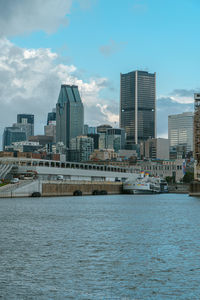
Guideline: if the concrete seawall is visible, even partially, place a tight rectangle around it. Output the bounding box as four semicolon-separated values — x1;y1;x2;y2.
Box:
168;183;189;194
42;181;122;197
0;180;123;198
189;181;200;196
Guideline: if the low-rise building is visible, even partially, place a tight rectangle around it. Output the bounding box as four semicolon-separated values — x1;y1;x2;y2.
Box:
136;159;185;182
6;141;41;153
90;149;118;161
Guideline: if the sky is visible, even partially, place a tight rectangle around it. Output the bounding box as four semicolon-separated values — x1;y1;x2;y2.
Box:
0;0;199;149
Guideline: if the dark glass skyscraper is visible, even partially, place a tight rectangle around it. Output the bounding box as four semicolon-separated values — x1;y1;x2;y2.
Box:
120;70;156;148
56;85;84;148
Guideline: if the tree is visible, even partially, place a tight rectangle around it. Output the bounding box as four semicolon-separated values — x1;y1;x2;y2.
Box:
183;172;194;183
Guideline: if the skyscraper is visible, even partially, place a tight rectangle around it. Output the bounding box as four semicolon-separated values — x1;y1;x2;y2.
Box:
15;114;34;138
56;84;84;148
168;112;193;153
47;108;56;125
120;70;156;149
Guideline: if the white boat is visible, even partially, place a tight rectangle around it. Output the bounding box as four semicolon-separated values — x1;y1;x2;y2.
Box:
123;173;168;194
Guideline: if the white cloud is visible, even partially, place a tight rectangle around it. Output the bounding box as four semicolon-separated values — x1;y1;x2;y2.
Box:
96;104;119;124
0;0;97;37
0;39;118;148
0;0;73;37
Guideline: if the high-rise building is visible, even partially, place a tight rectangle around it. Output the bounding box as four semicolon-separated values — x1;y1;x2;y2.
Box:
56;85;84;148
16;114;34;138
70;136;94;162
120;70;156;148
17;114;34;125
44;121;56;143
97;124;112;149
87;133;99;149
84;125;97;135
3;127;26;150
140;138;169;160
168;112;193;154
47;108;56;125
106;128;126;152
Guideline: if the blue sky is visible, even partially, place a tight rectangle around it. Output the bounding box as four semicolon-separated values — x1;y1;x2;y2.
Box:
0;0;199;145
11;0;200;92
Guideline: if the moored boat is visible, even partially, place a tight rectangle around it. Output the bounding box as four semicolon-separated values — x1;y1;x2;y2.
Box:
123;173;168;194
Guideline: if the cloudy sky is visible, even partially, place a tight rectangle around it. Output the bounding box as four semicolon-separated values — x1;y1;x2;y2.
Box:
0;0;199;148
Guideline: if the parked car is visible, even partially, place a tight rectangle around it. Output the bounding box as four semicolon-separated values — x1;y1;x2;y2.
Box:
10;178;19;184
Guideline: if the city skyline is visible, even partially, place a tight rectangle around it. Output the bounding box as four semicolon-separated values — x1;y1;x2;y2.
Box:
0;0;199;149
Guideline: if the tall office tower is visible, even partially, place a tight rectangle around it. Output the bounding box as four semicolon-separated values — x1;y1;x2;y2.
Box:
168;112;193;154
3;127;26;150
56;85;84;148
120;70;156;149
16;114;34;138
47;108;56;125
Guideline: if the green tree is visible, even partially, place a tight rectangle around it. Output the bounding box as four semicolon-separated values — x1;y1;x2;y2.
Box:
183;172;194;183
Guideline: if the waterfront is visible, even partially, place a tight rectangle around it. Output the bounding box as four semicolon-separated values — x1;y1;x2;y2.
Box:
1;194;200;299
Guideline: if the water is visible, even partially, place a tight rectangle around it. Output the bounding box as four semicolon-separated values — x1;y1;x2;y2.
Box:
0;194;200;299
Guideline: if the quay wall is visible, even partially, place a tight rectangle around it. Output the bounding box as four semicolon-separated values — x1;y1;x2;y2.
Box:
0;180;123;198
168;183;189;194
42;182;122;196
189;181;200;196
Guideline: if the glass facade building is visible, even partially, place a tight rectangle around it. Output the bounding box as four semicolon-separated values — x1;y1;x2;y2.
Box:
47;109;56;125
16;114;34;138
56;85;84;148
3;127;26;150
106;128;126;152
17;114;34;125
120;70;156;148
168;112;193;153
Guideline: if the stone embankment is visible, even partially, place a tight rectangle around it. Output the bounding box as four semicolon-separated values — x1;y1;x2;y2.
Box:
168;183;189;194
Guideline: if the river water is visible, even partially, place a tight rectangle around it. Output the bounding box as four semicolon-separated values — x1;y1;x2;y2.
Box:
0;194;200;299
